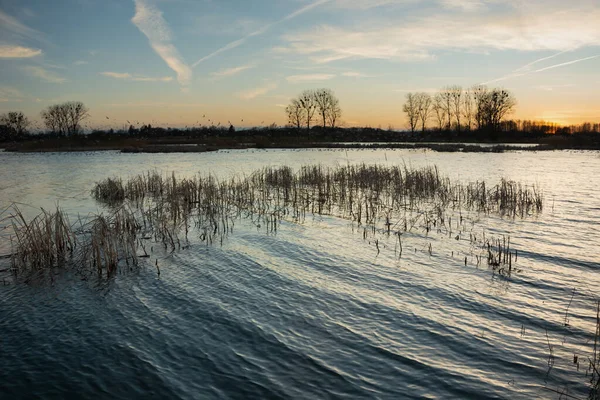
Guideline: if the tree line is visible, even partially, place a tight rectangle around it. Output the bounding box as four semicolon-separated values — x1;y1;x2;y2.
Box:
1;101;89;139
402;85;517;133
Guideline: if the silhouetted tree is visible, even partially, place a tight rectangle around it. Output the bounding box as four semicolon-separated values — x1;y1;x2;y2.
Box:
416;92;432;133
462;89;474;131
327;96;341;128
0;111;30;137
41;101;89;135
287;89;340;130
313;88;341;128
402;93;419;133
439;87;454;130
473;86;516;131
449;86;462;132
432;93;446;131
298;90;317;130
285;99;305;129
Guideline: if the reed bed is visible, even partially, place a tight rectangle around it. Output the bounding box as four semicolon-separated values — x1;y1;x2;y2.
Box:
6;164;543;275
93;164;542;230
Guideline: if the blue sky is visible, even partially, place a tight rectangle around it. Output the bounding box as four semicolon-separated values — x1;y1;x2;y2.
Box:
1;0;599;130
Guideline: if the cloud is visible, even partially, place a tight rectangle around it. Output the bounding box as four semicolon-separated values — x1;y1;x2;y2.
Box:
279;5;600;63
100;71;173;82
332;0;415;9
0;86;25;102
286;74;336;83
192;0;331;67
236;83;278;100
211;65;254;78
0;9;48;44
131;0;192;85
74;60;89;66
342;71;373;78
24;66;66;83
439;0;484;11
0;45;42;58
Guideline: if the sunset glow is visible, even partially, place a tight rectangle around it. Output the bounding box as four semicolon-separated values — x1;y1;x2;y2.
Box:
1;0;599;130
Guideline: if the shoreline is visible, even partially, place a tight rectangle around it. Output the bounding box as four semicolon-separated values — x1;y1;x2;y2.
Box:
2;141;599;154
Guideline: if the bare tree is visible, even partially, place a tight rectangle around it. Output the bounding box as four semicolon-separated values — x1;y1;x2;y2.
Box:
41;101;89;135
327;95;341;128
0;111;30;137
432;93;446;131
439;87;454;130
298;90;317;130
462;89;474;131
473;86;516;131
449;85;462;132
416;92;432;133
472;85;488;130
313;89;336;128
285;99;304;129
402;93;419;133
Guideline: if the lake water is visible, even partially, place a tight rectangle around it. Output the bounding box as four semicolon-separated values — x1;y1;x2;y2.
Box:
1;149;599;399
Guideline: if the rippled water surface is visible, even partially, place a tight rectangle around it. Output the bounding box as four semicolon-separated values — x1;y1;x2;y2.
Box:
1;149;600;399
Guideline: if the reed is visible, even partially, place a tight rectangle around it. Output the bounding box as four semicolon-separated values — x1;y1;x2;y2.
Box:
8;164;544;276
10;206;75;271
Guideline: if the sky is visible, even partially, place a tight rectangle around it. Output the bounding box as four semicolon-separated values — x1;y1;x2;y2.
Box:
1;0;599;130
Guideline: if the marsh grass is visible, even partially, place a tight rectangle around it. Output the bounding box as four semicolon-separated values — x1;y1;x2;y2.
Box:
7;164;542;277
10;207;75;272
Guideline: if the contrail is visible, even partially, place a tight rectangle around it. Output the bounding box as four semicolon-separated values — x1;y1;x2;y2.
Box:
192;0;331;68
535;55;599;72
480;54;598;85
514;50;572;72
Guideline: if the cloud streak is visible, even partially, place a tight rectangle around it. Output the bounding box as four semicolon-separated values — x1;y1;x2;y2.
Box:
211;65;254;78
0;9;49;45
279;5;600;63
0;45;41;58
100;71;173;82
24;66;66;83
192;0;331;67
131;0;192;85
286;74;336;83
236;83;278;100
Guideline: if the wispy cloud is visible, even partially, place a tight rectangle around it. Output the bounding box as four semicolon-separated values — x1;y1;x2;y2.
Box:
286;74;336;83
24;66;66;83
236;83;278;100
211;64;254;78
395;88;440;93
74;60;88;66
0;86;25;102
439;0;484;12
131;0;192;85
279;5;600;63
342;71;373;78
332;0;401;9
0;9;48;45
100;71;173;82
192;0;331;67
0;45;41;58
105;101;205;108
534;84;576;92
